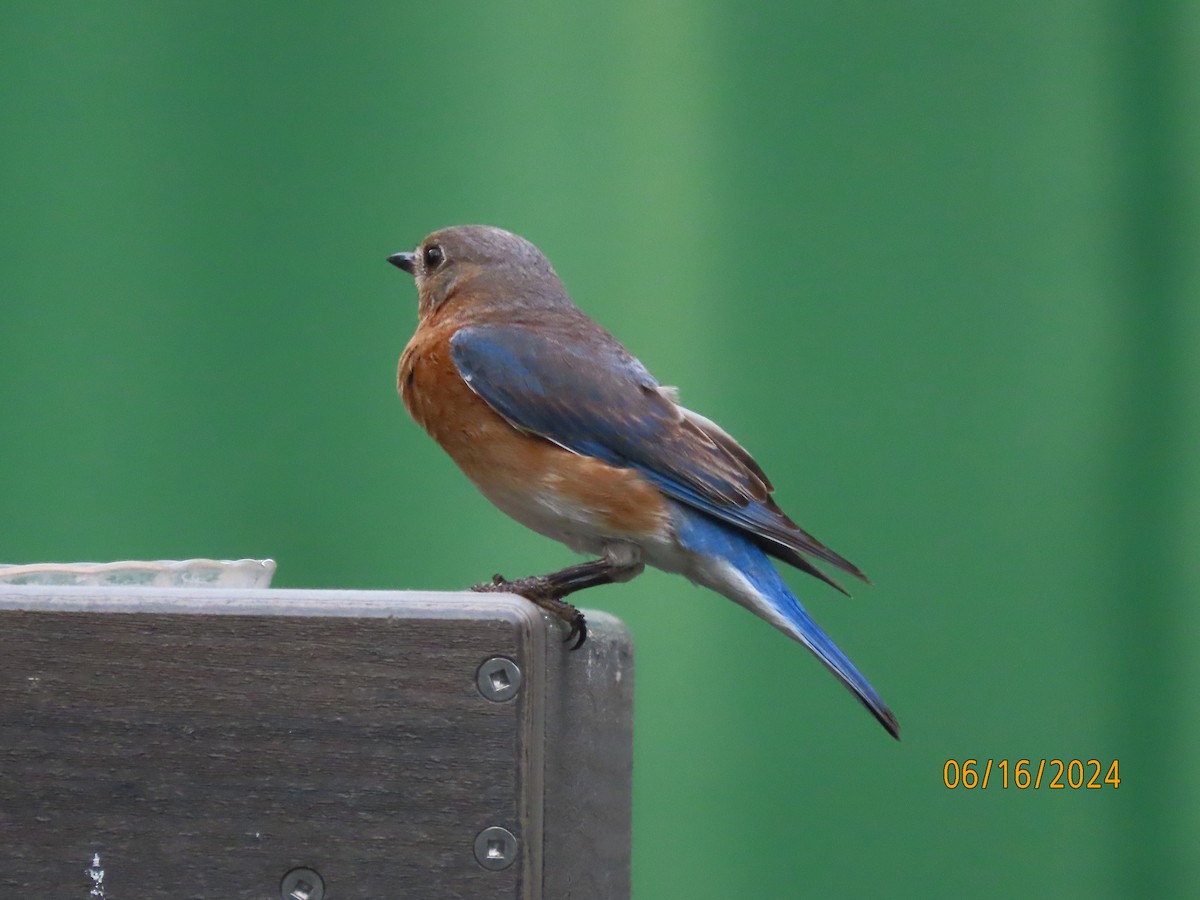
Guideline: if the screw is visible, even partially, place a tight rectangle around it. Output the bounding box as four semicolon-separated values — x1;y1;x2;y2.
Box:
280;867;324;900
476;657;522;702
474;825;518;870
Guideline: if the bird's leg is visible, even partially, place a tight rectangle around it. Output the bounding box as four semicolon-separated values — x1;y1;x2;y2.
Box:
472;548;643;650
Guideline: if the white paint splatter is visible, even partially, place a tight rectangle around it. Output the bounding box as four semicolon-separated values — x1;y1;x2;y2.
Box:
86;853;105;898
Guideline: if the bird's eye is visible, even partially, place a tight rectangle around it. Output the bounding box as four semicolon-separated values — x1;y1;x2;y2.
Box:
422;244;444;270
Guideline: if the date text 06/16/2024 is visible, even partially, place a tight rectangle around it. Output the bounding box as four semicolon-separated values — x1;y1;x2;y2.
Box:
943;759;1120;790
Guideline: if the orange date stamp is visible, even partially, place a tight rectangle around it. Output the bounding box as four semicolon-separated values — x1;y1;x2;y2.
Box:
943;759;1120;790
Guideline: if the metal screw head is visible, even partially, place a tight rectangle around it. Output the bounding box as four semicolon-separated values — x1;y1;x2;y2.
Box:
474;825;519;870
280;867;324;900
476;656;522;702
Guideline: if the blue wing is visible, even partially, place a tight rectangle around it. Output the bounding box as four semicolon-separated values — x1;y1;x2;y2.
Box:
450;322;866;586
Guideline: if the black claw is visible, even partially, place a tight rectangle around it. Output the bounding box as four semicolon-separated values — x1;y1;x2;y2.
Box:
564;612;588;650
471;573;509;593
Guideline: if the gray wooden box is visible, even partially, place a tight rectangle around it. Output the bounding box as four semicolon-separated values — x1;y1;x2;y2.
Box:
0;587;633;899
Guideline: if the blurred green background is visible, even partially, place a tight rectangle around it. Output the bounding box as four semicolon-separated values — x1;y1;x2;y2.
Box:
2;2;1198;897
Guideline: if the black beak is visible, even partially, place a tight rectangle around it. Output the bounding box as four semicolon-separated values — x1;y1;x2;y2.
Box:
388;251;416;274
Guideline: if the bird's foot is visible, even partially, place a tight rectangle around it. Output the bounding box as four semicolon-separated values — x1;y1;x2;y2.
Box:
472;573;588;650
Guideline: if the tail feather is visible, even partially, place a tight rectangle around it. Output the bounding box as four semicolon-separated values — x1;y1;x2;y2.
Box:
675;507;899;739
756;538;852;597
765;578;901;740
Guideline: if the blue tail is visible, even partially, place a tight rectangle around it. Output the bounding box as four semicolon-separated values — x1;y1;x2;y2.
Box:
676;509;900;739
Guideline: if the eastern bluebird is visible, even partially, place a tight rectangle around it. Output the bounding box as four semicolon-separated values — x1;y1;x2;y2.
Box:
388;226;899;739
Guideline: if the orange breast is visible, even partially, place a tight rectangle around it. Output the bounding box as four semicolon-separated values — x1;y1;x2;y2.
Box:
399;322;668;539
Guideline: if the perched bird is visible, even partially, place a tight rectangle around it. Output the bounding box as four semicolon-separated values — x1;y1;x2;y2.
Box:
389;225;899;739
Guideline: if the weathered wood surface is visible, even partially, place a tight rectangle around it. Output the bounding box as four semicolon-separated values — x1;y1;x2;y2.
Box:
0;588;633;899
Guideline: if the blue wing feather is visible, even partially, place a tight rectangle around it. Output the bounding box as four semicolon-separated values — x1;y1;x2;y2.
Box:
450;323;865;583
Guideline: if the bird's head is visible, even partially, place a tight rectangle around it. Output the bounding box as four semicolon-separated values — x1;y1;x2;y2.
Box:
388;225;568;321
